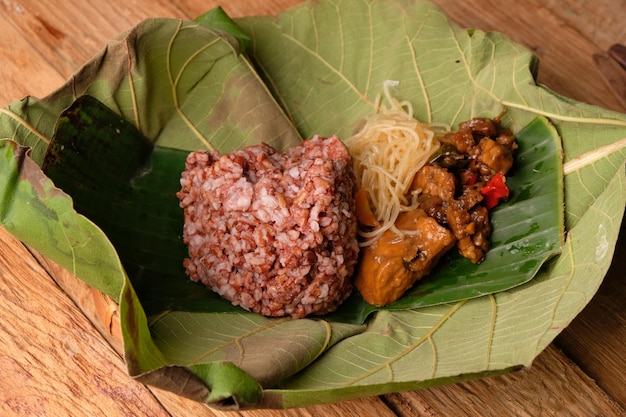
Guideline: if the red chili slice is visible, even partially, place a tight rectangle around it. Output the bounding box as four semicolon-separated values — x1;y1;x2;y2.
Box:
480;172;509;209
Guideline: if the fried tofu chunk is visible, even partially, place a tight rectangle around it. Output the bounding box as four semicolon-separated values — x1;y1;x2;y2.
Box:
354;210;456;306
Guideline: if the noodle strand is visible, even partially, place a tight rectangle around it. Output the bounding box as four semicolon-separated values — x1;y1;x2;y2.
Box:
345;81;448;245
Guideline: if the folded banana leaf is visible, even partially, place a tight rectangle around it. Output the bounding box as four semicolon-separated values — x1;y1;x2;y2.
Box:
1;0;625;410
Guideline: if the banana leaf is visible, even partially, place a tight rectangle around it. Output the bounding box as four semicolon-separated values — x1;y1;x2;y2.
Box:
1;0;625;410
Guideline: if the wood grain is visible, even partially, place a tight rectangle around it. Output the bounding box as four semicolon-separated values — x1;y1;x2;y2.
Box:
383;345;624;417
541;0;626;52
432;0;626;113
0;11;64;103
0;227;169;417
593;52;626;109
1;0;625;416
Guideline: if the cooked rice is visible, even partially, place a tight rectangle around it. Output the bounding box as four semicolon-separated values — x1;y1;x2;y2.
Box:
177;135;359;318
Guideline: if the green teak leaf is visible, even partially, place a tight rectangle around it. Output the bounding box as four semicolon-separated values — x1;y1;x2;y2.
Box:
236;0;626;406
190;362;263;408
1;0;625;410
151;312;364;388
0;139;125;297
195;6;252;52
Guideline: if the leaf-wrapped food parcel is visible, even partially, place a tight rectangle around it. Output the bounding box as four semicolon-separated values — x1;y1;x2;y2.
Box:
40;90;565;326
31;68;564;409
0;0;625;410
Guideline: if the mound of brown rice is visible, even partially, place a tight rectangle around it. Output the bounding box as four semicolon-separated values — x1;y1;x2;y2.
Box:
177;135;359;318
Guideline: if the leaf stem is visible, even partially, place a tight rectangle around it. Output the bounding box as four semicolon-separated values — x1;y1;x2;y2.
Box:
563;137;626;175
501;100;626;128
346;301;466;386
0;108;50;145
125;36;141;131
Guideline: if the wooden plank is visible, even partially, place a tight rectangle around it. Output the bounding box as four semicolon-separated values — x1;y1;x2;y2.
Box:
593;52;626;110
540;0;626;51
0;227;172;417
431;0;626;112
383;345;624;416
0;0;181;81
0;12;64;105
0;0;301;106
177;0;303;18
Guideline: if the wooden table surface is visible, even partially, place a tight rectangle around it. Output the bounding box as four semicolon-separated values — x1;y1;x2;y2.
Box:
1;0;625;416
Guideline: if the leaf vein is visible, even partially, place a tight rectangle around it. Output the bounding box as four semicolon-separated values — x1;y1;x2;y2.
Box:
166;20;215;151
563;137;626;175
485;294;497;368
125;36;141;130
0;109;50;146
402;7;432;122
186;317;291;365
534;236;575;353
280;33;373;107
346;301;466;385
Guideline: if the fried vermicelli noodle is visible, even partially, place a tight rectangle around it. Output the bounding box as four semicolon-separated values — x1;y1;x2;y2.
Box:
346;81;446;245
